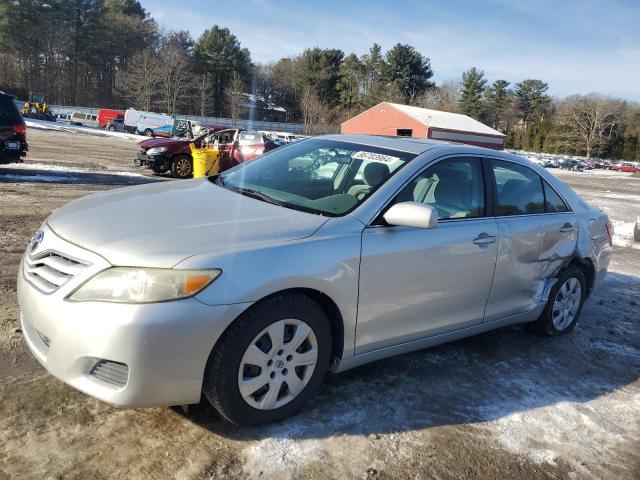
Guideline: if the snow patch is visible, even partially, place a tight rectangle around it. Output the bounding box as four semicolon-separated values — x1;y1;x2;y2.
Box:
611;221;639;249
25;119;142;141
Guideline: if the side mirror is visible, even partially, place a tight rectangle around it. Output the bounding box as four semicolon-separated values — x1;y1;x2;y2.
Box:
383;202;438;229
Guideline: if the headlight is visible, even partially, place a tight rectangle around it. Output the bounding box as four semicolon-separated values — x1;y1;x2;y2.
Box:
146;146;168;155
68;267;221;303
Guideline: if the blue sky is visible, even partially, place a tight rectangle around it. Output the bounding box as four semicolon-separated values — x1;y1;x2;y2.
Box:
143;0;640;101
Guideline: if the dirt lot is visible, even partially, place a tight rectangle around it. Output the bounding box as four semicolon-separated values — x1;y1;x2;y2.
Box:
1;128;639;479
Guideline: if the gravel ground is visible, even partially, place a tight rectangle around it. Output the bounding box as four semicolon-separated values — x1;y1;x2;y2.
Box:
0;129;638;479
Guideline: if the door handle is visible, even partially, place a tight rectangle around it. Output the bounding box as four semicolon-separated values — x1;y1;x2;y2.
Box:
473;233;496;245
559;223;576;233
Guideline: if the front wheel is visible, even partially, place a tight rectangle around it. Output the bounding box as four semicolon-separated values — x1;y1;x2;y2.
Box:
533;265;586;336
171;155;192;179
203;294;332;425
143;128;153;137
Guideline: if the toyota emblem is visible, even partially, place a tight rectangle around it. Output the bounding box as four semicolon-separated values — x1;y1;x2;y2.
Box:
30;230;44;252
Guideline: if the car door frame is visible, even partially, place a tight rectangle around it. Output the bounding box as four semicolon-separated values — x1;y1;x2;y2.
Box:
354;153;500;354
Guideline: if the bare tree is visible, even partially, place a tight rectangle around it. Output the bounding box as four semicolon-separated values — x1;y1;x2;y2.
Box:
157;41;192;115
557;95;621;159
118;49;161;111
300;85;332;134
415;81;461;112
194;73;213;116
225;71;245;120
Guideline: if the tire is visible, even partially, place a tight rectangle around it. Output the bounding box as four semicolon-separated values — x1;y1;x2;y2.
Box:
203;293;332;425
143;128;154;137
171;155;192;179
108;126;116;132
532;265;586;336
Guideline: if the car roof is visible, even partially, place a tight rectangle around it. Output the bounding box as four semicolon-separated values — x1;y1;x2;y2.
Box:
318;133;514;156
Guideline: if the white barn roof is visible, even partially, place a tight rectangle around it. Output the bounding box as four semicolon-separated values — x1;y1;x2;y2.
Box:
387;103;504;137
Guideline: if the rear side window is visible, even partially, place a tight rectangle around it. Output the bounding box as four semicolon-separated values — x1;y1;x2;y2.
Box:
491;159;545;215
543;180;570;212
0;96;22;124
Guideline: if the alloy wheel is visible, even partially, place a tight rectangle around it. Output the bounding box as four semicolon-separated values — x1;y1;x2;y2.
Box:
552;277;582;331
175;158;191;178
237;319;318;410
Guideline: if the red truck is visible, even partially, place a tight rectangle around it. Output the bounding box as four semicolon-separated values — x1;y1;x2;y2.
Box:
135;127;283;178
97;109;125;128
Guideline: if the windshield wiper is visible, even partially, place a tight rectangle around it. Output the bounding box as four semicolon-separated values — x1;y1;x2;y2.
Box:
230;186;328;215
230;187;285;206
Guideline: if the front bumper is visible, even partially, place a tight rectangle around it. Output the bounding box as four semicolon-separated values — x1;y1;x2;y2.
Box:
18;225;251;407
135;152;171;173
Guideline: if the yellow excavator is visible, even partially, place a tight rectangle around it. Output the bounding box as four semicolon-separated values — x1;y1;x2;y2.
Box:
22;92;55;121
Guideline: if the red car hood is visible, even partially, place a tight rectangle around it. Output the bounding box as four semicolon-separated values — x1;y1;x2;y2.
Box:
138;137;192;149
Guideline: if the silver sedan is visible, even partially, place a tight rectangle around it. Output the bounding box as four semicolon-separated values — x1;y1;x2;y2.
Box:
18;135;612;425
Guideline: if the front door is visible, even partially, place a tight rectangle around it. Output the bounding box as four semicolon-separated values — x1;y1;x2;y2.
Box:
356;156;498;354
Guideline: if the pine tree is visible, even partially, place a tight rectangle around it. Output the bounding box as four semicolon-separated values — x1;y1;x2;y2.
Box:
383;44;434;104
459;67;487;119
484;80;510;130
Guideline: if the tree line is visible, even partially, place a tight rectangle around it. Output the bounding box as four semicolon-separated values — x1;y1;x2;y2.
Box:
1;0;638;160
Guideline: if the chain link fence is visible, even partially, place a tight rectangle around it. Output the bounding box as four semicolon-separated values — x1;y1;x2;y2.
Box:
49;105;339;135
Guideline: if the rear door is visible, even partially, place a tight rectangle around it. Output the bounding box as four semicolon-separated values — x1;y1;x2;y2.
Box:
483;158;577;321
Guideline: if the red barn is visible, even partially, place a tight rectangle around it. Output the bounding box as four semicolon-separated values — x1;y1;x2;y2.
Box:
341;102;505;150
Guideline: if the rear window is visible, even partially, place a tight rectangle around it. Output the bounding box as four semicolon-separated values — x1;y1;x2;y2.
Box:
0;96;23;124
238;132;263;145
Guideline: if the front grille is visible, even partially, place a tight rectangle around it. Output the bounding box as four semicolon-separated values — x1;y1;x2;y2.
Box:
23;251;87;293
90;360;129;387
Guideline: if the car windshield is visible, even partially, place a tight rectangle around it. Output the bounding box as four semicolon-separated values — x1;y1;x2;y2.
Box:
215;138;415;216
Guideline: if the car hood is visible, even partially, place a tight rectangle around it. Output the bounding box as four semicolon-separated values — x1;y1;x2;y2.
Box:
46;179;329;268
138;138;191;149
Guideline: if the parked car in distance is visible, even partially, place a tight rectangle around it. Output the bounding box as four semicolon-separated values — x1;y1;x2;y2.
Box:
560;159;586;172
19;135;612;425
55;112;73;125
229;130;283;168
70;111;99;128
105;115;125;132
135;125;229;178
610;162;640;173
97;109;125;128
0;90;28;163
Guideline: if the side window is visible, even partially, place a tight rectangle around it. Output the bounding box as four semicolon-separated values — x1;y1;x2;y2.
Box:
491;160;545;216
395;157;485;220
543;180;570;212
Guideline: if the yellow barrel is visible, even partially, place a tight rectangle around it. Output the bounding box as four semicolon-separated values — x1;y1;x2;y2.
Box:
191;144;220;178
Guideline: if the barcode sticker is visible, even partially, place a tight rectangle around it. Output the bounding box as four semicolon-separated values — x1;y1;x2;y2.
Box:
352;151;399;163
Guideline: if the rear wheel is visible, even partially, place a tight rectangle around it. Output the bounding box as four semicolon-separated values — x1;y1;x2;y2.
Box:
533;265;586;336
171;155;192;179
108;125;116;132
143;128;153;137
203;294;332;425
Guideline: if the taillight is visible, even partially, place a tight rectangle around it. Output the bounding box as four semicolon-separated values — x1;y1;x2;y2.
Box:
12;123;27;136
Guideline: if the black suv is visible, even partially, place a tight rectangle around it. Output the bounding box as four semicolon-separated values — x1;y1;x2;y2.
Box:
0;91;28;163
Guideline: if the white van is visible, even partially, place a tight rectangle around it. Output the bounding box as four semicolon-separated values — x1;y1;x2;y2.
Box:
69;112;99;128
124;108;143;134
136;112;174;137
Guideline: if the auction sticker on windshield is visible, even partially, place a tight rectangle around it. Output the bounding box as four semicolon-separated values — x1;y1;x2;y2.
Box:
352;151;400;163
